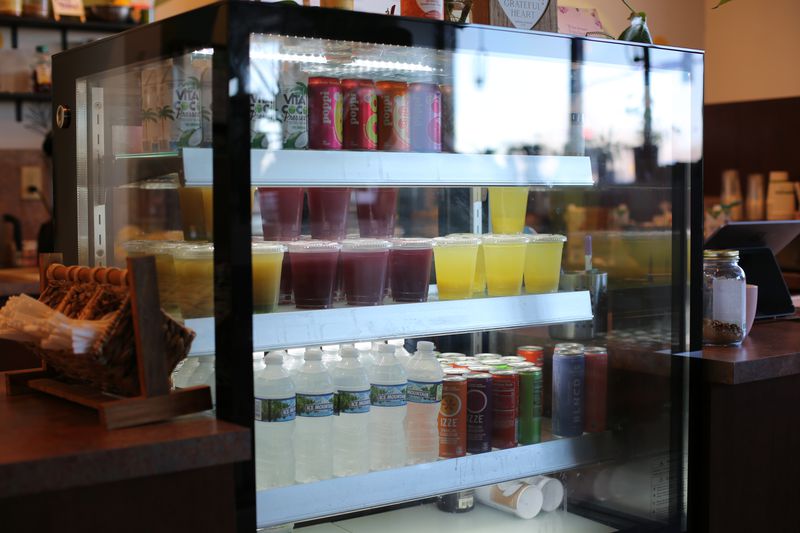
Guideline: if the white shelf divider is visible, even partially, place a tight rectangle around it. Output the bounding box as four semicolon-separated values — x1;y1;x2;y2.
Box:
182;148;594;187
185;291;592;355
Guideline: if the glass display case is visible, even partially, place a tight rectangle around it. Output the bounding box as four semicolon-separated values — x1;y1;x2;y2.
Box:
51;2;703;532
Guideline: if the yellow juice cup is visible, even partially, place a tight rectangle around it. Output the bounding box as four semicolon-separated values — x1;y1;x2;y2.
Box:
433;235;480;300
174;243;214;318
482;234;529;296
177;187;209;241
252;241;286;313
121;240;182;317
448;233;486;295
489;186;529;234
524;234;567;294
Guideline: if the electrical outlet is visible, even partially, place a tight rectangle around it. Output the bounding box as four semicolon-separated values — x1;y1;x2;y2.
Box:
20;166;42;200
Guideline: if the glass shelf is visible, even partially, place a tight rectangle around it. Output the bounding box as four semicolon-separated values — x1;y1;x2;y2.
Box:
182;148;594;188
185;291;592;355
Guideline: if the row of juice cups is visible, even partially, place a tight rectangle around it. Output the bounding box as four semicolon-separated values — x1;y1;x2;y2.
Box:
123;232;566;318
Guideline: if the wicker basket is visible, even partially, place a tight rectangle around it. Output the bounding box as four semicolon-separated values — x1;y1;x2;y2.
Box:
31;265;195;397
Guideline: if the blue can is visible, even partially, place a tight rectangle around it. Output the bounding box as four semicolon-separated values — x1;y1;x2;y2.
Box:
552;347;585;437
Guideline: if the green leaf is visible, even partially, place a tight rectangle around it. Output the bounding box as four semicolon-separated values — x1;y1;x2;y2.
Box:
618;17;653;44
712;0;734;8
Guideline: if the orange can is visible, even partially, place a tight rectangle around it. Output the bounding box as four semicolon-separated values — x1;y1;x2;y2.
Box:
401;0;444;20
439;376;467;458
376;80;410;152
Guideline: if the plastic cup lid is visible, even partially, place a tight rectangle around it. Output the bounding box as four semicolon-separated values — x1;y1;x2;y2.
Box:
390;237;433;250
287;240;341;253
121;240;152;254
527;233;567;243
304;348;323;361
175;242;214;259
252;241;287;254
433;235;481;247
340;238;392;252
340;346;359;358
481;233;530;245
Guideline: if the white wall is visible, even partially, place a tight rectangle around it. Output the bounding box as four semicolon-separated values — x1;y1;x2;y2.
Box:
704;0;800;104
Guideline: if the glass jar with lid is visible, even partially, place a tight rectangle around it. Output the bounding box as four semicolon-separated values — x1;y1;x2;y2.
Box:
703;249;746;346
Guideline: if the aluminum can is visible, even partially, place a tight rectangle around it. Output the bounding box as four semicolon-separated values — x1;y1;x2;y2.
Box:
554;342;585;353
342;78;377;150
501;356;526;364
436;490;475;513
517;345;544;367
444;367;470;377
484;359;508;371
508;361;536;371
377;80;409;151
439;376;468;458
517;367;543;445
308;77;342;150
475;352;503;361
490;370;518;449
466;364;491;373
441;352;466;359
584;346;608;433
466;373;492;453
552;347;585;437
409;82;442;152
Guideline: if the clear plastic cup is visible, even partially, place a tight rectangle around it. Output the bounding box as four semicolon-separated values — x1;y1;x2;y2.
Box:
524;234;567;294
355;188;398;238
489;186;529;234
288;240;341;309
252;241;287;313
177;187;210;241
432;235;480;300
340;238;392;306
258;187;304;241
389;238;433;303
449;233;485;296
121;240;181;315
173;242;214;318
307;187;352;240
482;233;529;296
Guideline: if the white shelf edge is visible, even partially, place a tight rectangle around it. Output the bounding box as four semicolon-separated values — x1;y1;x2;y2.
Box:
256;430;618;528
182;148;594;187
185;291;592;355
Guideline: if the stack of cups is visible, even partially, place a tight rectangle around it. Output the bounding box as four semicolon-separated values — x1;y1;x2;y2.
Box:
389;238;433;303
258;187;305;305
287;240;341;309
340;239;391;306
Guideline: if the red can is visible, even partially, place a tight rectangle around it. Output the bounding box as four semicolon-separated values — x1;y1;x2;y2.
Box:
439;376;467;458
308;77;342;150
467;373;492;454
490;370;518;449
377;80;409;152
409;82;442;153
342;79;377;150
517;345;544;367
584;346;608;433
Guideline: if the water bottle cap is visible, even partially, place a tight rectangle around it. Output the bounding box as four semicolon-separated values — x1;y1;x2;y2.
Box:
417;341;435;352
265;351;285;365
378;343;396;354
304;348;323;361
340;346;359;358
253;351;265;361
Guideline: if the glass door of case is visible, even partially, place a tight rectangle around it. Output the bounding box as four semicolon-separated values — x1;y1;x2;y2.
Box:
56;4;701;532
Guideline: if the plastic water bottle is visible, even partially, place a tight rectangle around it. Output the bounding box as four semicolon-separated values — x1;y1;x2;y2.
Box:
293;348;334;483
387;339;411;367
321;344;341;370
406;341;443;465
253;351;266;378
332;346;371;477
284;348;305;376
172;356;199;388
255;351;296;489
368;343;408;471
355;341;375;370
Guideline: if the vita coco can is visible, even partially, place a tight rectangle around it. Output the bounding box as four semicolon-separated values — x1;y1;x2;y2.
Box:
584;346;608;433
409;82;442;152
342;78;378;150
439;376;467;458
308;77;343;150
552;347;585;438
278;63;309;149
466;373;492;453
377;80;410;151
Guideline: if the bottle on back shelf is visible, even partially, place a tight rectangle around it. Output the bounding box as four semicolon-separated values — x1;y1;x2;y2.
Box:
406;341;443;464
255;351;296;490
368;343;408;471
31;45;51;93
293;348;335;483
332;346;371;477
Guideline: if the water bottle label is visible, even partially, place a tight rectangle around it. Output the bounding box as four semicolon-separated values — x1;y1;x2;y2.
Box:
370;383;407;407
407;380;442;404
334;389;371;415
254;396;296;423
296;392;334;417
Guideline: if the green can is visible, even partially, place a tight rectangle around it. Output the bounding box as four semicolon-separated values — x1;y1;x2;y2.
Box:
517;366;543;444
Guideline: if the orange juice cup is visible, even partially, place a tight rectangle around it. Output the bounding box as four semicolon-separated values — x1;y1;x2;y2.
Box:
524;234;567;294
174;242;214;318
482;234;529;296
253;241;287;313
432;235;480;300
489;186;529;234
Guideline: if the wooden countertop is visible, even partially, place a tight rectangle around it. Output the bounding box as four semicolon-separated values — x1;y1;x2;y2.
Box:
0;267;39;296
0;378;250;499
701;312;800;385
